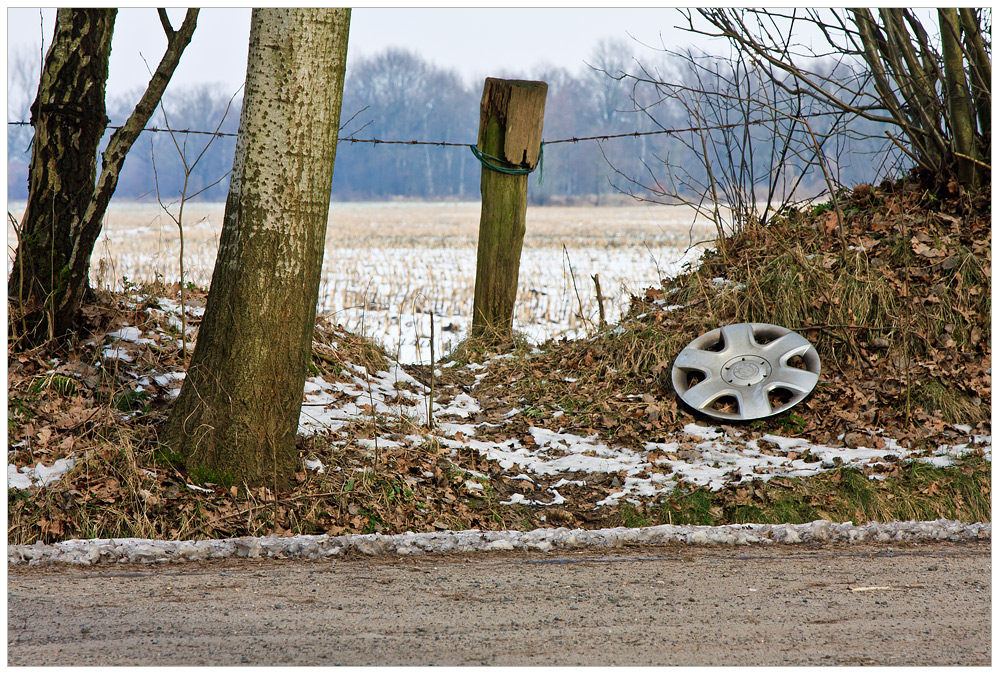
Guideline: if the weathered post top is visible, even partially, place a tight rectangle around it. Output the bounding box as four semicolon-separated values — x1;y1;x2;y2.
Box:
477;78;548;170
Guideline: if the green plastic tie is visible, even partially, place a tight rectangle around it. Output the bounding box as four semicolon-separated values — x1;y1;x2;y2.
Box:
470;143;544;182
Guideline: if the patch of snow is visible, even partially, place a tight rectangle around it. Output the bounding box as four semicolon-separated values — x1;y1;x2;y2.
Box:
437;393;481;418
101;346;133;362
551;478;586;488
153;372;186;387
108;326;155;345
109;326;140;341
684;423;723;440
304;458;326;473
298;365;430;434
436;423;478;438
762;434;813;450
10;520;989;566
186;483;214;493
302;379;333;394
8;458;76;490
357;438;402;450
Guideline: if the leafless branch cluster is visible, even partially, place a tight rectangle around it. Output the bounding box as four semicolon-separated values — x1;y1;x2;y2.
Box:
597;8;990;240
685;9;990;189
599;41;870;240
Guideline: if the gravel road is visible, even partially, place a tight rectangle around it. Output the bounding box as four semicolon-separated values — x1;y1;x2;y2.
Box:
8;541;990;666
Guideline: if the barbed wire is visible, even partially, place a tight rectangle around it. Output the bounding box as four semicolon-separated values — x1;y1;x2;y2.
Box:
8;111;845;149
7;120;238;138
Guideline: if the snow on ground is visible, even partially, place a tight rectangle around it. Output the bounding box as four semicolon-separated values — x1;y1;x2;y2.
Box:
299;364;431;432
289;358;991;507
319;242;706;364
8;304;993;512
7;458;76;491
9;519;990;566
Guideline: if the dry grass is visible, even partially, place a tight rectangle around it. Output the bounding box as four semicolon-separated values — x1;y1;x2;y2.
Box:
470;178;990;447
313;319;390;376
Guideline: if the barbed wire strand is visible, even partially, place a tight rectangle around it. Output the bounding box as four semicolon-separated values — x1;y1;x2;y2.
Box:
8;114;838;148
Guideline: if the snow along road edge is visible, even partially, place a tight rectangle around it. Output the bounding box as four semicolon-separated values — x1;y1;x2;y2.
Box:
8;519;990;566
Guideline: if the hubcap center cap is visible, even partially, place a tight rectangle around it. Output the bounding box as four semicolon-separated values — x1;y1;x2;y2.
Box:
722;355;771;386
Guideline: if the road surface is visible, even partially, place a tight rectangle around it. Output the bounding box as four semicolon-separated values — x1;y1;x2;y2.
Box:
7;540;990;666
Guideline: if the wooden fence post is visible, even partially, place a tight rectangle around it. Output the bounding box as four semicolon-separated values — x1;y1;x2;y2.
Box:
471;77;547;344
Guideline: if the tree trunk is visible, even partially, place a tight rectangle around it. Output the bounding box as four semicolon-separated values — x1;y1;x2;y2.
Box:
8;8;199;344
471;78;547;343
938;8;980;190
8;9;115;342
162;8;351;489
958;8;991;140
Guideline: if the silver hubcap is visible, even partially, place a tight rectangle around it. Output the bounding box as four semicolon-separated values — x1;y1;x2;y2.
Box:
671;323;821;421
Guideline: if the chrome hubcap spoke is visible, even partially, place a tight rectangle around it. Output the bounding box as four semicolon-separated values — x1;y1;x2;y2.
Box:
761;331;812;363
719;323;758;353
683;379;728;412
770;365;819;394
736;387;773;420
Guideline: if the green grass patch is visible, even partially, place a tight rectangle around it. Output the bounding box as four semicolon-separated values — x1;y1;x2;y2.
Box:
187;465;236;488
29;373;77;397
630;456;990;527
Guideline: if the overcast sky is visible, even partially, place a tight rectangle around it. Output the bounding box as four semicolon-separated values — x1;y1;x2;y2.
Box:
6;7;711;100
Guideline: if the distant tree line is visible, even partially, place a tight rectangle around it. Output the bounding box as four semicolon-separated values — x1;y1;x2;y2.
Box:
8;39;898;204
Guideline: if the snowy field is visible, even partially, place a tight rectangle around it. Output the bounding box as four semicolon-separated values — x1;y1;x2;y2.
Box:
8;200;715;362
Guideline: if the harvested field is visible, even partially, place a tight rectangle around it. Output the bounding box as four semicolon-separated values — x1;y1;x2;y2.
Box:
7;201;717;363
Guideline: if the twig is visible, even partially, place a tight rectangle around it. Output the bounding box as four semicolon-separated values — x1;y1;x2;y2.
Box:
562;245;590;332
592;273;607;328
428;309;435;430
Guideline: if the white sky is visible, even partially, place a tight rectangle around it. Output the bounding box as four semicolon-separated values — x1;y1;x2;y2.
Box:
6;7;708;100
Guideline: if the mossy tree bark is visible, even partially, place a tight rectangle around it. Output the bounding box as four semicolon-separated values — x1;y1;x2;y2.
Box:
8;9;198;344
162;8;351;489
471;78;547;343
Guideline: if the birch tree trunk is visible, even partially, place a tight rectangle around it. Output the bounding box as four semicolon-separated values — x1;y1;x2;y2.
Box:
163;8;351;489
